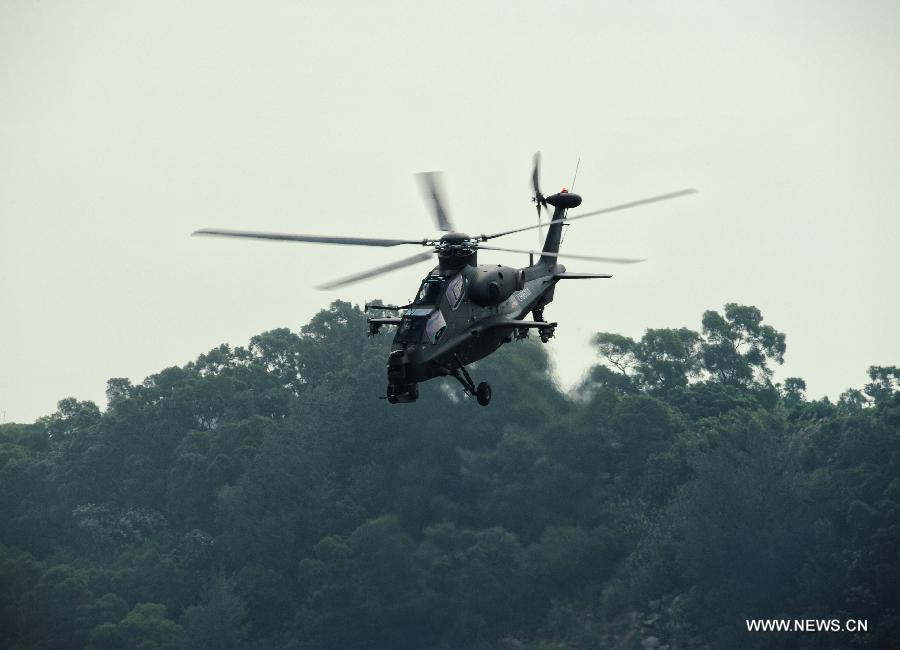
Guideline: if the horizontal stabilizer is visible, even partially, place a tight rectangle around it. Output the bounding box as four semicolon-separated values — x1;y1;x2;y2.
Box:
554;272;613;279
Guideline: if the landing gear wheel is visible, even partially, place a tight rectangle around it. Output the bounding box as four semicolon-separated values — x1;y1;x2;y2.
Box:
476;381;492;406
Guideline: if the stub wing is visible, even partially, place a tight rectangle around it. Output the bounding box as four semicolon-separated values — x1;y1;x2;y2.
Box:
554;272;613;279
483;320;558;330
367;317;402;336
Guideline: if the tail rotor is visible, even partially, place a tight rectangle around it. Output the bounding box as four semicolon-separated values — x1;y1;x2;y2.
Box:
531;151;551;247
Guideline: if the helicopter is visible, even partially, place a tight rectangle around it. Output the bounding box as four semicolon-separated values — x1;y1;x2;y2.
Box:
193;153;696;406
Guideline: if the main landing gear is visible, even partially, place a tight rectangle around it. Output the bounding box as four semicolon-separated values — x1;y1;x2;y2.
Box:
450;354;492;406
475;381;492;406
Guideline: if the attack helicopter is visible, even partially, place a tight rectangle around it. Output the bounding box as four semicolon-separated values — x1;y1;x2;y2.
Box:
194;153;696;406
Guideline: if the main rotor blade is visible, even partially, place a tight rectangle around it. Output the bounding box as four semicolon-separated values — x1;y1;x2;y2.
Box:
481;188;698;241
416;172;455;232
193;228;424;247
561;188;698;223
478;245;644;264
316;251;435;290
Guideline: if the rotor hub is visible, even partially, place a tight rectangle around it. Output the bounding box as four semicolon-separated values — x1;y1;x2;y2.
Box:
546;192;582;209
437;233;477;271
439;232;471;245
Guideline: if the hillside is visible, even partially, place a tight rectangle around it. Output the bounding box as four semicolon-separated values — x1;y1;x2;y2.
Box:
1;301;897;649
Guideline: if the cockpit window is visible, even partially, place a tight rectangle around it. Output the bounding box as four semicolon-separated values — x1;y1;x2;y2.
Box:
414;279;443;305
395;308;446;345
446;274;465;310
425;310;446;344
396;316;427;343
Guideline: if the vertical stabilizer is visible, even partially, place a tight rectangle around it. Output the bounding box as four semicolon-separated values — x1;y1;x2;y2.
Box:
539;191;582;265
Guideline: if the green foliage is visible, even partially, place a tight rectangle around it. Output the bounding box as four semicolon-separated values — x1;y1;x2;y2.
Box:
589;303;785;398
781;376;807;408
0;300;896;649
591;327;702;395
92;602;183;650
701;303;786;386
865;365;900;405
638;327;703;393
180;574;247;650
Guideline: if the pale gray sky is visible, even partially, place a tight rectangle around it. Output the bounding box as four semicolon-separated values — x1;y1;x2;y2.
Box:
2;0;898;423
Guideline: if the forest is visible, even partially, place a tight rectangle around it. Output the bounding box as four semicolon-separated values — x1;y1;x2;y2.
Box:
0;301;897;649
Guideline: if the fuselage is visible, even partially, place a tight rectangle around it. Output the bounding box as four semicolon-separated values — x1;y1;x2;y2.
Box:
389;261;560;379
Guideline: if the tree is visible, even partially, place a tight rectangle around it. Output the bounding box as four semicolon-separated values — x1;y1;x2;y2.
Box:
637;327;702;393
40;398;101;451
837;388;868;415
32;564;94;648
781;376;807;408
864;365;900;405
591;328;701;394
180;574;247;650
593;333;639;380
247;330;305;394
90;603;183;650
700;303;785;386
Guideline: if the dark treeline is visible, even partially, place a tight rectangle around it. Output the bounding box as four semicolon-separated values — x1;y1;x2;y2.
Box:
1;301;897;649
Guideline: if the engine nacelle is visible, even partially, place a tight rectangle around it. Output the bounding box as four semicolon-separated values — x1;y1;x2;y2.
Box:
468;265;522;306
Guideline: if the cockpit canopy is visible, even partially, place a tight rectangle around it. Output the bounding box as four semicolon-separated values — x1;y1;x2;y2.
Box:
414;272;466;310
396;314;427;344
414;277;444;305
395;308;447;345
